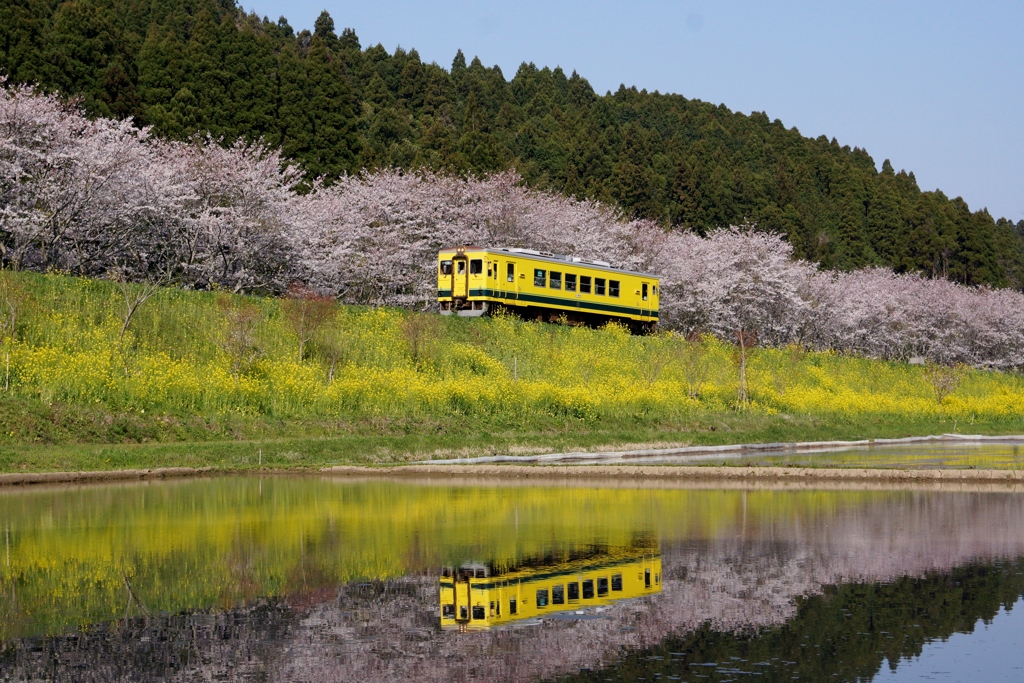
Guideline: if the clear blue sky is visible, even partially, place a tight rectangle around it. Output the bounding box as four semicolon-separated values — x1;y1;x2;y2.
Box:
241;0;1023;222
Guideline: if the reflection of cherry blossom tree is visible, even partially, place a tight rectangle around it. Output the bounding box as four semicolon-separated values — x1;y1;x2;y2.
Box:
5;79;1024;370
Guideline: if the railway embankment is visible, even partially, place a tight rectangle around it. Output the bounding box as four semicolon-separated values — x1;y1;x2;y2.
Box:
2;271;1024;480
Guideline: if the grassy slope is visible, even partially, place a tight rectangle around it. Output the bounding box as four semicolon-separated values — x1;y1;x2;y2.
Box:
0;271;1021;473
1;412;984;473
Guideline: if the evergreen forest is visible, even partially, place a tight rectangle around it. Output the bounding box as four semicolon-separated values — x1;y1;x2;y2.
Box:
3;0;1023;287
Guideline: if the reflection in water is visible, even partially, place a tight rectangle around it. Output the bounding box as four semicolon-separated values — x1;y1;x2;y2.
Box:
873;605;1024;682
523;441;1024;468
556;560;1024;683
693;441;1024;470
2;477;1024;681
440;550;662;630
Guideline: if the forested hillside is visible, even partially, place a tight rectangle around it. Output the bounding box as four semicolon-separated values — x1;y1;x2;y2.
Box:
3;0;1023;286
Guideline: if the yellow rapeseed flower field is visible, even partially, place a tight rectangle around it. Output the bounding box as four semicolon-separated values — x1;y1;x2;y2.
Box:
2;271;1023;426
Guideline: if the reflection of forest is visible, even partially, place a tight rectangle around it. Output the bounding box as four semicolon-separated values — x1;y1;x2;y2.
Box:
5;485;1024;682
560;559;1024;683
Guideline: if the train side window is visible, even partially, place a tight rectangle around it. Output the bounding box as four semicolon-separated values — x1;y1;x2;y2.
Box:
645;569;651;588
580;276;592;294
642;283;648;300
568;582;580;601
509;597;517;615
536;589;549;607
565;274;577;292
611;574;623;591
440;260;453;275
507;263;515;282
595;278;606;295
582;579;595;599
597;577;609;597
470;259;483;274
552;584;565;605
534;269;546;287
609;280;620;297
457;261;466;274
442;603;455;619
487;262;492;277
472;605;486;620
549;271;562;289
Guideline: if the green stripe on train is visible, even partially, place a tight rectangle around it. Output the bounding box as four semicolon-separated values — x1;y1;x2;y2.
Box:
460;288;658;319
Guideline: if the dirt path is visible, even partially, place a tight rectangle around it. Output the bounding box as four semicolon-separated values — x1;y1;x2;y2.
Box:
3;461;1024;491
0;467;219;487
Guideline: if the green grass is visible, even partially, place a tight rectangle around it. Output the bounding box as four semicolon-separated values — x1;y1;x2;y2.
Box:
0;411;1012;473
0;270;1021;474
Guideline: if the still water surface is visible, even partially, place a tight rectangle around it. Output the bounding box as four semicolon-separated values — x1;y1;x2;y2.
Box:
2;475;1024;681
564;441;1024;468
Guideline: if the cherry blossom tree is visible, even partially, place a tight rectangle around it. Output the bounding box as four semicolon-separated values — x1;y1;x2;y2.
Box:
5;78;1024;370
179;138;300;292
0;81;299;292
289;168;664;307
0;79;174;275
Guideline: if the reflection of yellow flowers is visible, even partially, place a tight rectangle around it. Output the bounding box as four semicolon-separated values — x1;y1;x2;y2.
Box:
0;478;888;641
3;272;1024;423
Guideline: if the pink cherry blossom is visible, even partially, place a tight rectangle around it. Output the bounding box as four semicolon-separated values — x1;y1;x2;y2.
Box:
4;79;1024;369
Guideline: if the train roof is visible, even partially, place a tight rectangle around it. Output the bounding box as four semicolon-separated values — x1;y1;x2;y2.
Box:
439;245;660;279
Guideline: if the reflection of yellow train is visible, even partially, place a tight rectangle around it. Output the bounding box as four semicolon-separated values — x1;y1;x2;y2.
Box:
439;551;662;631
437;246;660;333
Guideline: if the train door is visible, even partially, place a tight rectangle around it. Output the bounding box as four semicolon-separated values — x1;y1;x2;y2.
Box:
452;255;469;299
640;281;650;318
454;575;471;625
506;262;517;301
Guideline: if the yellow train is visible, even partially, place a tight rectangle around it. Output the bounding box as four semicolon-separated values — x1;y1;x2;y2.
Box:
439;550;662;631
437;246;660;333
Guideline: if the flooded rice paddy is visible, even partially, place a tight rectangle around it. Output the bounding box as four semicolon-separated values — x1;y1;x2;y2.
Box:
707;441;1024;470
2;474;1024;681
429;438;1024;469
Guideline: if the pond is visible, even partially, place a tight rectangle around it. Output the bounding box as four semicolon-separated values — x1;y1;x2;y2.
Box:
2;475;1024;681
